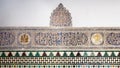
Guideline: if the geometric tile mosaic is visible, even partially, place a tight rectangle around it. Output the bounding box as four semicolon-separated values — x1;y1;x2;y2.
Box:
0;51;120;66
0;65;120;68
0;51;120;57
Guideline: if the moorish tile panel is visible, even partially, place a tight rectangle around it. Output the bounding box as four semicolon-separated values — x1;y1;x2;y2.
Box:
0;27;120;68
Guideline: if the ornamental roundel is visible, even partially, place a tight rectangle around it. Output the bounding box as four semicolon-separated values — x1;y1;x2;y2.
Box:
107;33;120;45
18;33;31;45
35;32;88;46
91;33;103;45
0;32;15;46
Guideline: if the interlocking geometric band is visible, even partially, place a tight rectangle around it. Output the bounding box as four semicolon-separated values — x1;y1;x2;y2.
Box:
1;51;120;57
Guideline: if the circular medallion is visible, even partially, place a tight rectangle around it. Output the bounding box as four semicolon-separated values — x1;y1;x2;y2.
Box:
19;33;30;45
91;33;103;45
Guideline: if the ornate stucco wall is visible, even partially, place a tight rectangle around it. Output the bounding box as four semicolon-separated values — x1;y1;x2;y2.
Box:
0;3;120;68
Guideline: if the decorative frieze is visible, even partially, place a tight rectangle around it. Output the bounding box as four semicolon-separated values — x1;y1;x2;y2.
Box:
0;27;120;50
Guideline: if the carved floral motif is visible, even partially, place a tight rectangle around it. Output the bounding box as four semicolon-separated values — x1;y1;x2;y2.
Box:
35;32;88;46
0;32;15;46
107;33;120;45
